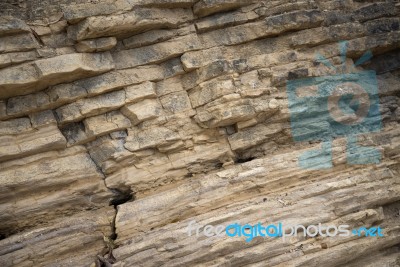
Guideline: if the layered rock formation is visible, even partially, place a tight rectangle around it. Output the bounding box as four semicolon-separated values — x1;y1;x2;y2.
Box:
0;0;399;266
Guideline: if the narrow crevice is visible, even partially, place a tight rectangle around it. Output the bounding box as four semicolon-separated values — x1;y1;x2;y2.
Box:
59;121;86;145
85;148;135;265
108;188;134;241
0;233;6;241
234;156;256;164
110;207;118;242
86;152;134;238
96;188;135;267
109;188;134;207
225;124;238;135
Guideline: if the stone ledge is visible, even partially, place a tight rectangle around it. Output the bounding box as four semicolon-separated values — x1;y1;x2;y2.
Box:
0;52;115;99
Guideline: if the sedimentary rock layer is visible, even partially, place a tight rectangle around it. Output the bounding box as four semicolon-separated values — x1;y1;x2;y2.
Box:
0;0;399;266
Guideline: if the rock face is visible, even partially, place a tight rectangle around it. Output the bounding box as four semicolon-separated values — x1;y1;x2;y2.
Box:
0;1;399;267
0;53;115;99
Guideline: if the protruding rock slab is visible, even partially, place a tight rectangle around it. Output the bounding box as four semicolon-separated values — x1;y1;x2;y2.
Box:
193;0;254;18
122;99;163;125
61;0;132;23
68;8;193;40
113;34;202;69
0;52;115;99
0;51;37;69
0;17;30;36
55;90;126;125
75;37;117;52
128;0;197;8
0;33;39;54
84;111;132;138
0;111;66;162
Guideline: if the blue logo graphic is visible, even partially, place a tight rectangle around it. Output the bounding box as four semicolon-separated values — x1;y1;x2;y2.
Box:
287;41;382;169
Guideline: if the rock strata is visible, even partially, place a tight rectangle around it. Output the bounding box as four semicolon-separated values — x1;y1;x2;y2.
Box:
0;0;399;266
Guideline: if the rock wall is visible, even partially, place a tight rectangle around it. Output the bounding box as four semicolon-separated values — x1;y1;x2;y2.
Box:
0;0;399;266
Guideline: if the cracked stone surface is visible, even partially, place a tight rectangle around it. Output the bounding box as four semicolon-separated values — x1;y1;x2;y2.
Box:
0;0;400;266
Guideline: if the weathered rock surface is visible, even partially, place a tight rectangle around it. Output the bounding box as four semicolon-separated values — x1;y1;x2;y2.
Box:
0;17;30;36
112;33;202;69
0;208;114;267
0;53;114;99
75;37;117;53
61;0;132;24
193;0;255;18
0;0;399;266
0;146;113;236
113;132;400;266
68;8;194;40
0;33;39;54
0;111;66;162
0;51;37;69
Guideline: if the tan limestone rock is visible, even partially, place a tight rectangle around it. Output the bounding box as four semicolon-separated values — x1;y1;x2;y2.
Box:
68;8;194;40
121;99;163;125
0;53;115;99
76;37;118;53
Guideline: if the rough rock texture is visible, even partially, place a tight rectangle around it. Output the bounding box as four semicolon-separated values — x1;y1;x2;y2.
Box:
0;0;399;266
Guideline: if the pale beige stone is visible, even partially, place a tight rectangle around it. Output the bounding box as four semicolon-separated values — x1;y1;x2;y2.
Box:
0;112;66;162
121;99;163;125
128;0;197;8
125;81;157;103
2;66;165;120
56;90;126;124
0;3;399;267
0;208;114;267
195;98;259;128
68;8;193;40
156;76;184;96
195;8;259;33
228;123;284;151
0;33;39;54
193;0;254;17
6;92;51;117
0;52;115;99
189;78;236;108
62;0;132;23
123;29;176;49
29;25;52;36
0;17;30;35
76;37;117;52
160;91;192;113
0;146;113;235
49;20;68;34
84;111;132;138
111;138;400;265
113;34;202;69
124;126;181;152
0;51;37;69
